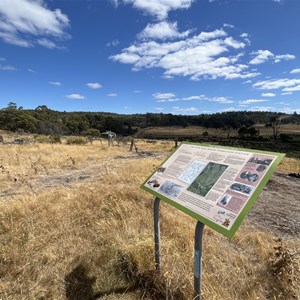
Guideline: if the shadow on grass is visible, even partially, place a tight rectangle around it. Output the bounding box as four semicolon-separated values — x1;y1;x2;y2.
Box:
65;263;138;299
65;264;96;300
65;252;188;299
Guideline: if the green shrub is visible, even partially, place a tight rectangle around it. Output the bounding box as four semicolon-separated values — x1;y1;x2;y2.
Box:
49;135;61;144
82;128;100;137
34;134;62;144
66;136;87;145
34;135;50;143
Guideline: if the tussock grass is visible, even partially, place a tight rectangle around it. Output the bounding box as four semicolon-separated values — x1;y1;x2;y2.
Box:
0;139;299;299
276;157;300;174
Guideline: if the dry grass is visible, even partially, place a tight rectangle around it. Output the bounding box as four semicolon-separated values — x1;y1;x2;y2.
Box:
138;126;226;138
0;138;299;299
137;124;300;138
276;157;300;174
255;123;300;135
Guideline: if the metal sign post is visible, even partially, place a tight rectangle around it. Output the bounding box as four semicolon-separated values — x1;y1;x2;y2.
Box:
194;221;205;300
153;197;205;298
154;197;161;271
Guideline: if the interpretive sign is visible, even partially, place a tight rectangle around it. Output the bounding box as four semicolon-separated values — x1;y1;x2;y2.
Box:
142;142;285;238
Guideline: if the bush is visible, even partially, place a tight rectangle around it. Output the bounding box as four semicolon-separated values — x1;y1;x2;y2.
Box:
280;133;293;142
49;135;61;144
82;128;100;137
34;134;62;144
66;136;87;145
34;135;50;143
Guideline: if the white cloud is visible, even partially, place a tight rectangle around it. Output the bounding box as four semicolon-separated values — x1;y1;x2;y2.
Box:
49;81;61;86
207;96;233;104
249;50;274;65
182;95;203;101
261;93;276;97
138;21;190;40
253;78;300;90
250;50;295;65
117;0;194;20
182;95;233;104
274;54;295;63
153;93;233;104
107;93;118;96
282;85;300;92
28;68;36;73
0;64;16;70
281;107;300;114
240;33;250;45
65;93;85;99
239;99;269;105
111;52;141;64
242;80;252;84
110;0;119;8
0;0;70;48
156;99;179;102
248;106;274;111
281;92;292;95
37;38;58;49
172;106;198;113
110;28;260;81
153;92;176;100
134;90;142;93
86;82;102;89
223;23;235;29
291;68;300;74
106;39;120;47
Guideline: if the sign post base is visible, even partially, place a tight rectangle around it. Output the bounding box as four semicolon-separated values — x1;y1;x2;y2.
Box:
154;197;161;271
153;197;205;298
194;221;205;300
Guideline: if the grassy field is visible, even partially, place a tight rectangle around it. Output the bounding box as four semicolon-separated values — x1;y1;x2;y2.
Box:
137;124;300;138
136;125;300;159
0;137;299;299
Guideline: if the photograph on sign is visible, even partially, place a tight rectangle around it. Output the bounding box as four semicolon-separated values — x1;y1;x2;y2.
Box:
141;143;284;238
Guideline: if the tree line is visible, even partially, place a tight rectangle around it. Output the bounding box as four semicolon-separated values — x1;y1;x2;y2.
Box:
0;102;299;136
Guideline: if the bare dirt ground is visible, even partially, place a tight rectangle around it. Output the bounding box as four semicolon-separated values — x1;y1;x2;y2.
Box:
1;149;299;239
246;173;300;238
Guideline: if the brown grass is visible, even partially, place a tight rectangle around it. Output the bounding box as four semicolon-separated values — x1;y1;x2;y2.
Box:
0;138;299;299
276;157;300;174
137;124;300;138
255;123;300;135
138;126;225;138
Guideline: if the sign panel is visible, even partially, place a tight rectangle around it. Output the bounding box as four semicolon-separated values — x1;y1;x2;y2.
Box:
141;142;285;238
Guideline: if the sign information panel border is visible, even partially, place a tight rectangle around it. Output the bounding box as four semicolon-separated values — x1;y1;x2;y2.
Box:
141;142;285;238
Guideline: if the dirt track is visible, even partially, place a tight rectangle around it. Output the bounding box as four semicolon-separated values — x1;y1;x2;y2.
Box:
246;173;300;238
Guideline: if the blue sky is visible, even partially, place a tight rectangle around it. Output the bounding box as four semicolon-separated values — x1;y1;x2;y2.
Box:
0;0;300;115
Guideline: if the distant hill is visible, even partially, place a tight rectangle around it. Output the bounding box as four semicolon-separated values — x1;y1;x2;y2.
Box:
0;102;299;136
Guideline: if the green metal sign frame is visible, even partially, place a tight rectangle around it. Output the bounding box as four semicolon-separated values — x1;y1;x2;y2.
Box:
141;142;285;238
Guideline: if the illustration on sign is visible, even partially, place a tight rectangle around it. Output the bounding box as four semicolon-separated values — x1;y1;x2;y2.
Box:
141;143;285;238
